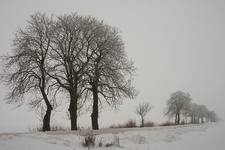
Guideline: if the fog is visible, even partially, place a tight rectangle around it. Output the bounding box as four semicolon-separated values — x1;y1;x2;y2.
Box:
0;0;225;132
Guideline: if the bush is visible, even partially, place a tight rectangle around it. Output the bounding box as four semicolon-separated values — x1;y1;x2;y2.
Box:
180;121;187;125
82;134;96;147
29;125;68;132
109;120;137;128
98;138;103;147
159;121;174;126
109;124;119;128
125;120;137;128
109;124;127;128
144;121;155;127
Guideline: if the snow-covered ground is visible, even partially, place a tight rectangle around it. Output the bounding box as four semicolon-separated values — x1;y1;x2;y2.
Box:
0;122;224;150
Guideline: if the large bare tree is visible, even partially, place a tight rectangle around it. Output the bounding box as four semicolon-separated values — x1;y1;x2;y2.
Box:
47;14;98;130
2;13;57;131
84;22;137;130
2;12;137;131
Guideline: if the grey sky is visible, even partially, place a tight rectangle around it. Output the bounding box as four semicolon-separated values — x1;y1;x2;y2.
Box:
0;0;225;132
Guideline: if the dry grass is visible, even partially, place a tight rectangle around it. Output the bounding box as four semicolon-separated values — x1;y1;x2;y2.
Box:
29;125;68;132
144;121;155;127
109;119;137;128
159;121;175;126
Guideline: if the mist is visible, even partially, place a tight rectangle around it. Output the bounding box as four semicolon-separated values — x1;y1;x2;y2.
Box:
0;0;225;132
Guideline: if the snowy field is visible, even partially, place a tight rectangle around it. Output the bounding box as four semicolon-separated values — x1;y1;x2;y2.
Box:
0;122;224;150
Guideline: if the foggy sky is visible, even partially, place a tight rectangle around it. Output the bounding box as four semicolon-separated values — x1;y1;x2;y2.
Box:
0;0;225;132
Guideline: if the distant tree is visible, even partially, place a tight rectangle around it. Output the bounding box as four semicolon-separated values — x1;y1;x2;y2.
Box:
207;111;217;122
197;105;208;123
165;91;191;125
2;13;58;131
185;102;217;124
136;102;152;127
186;103;199;124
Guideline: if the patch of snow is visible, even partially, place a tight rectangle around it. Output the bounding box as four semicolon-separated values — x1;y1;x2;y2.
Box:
0;122;224;150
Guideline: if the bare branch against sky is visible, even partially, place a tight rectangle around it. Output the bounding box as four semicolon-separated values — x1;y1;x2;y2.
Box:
0;0;225;132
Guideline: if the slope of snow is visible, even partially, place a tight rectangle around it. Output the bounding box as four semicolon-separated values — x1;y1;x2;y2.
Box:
0;122;224;150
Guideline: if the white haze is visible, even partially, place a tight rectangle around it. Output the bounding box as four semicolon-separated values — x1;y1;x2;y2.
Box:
0;0;225;132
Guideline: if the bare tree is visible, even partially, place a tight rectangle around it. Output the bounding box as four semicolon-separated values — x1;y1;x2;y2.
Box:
184;102;218;124
197;105;208;123
165;91;191;125
207;111;217;122
136;102;152;127
47;14;136;130
186;103;199;124
2;12;137;131
47;14;99;130
84;22;137;130
2;13;58;131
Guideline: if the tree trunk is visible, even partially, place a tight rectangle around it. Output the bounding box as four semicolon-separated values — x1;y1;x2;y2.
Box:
175;113;178;125
42;106;52;131
194;116;198;124
197;117;200;124
141;116;144;127
191;115;194;123
201;117;204;123
40;88;53;131
177;113;180;125
91;84;99;130
69;91;78;130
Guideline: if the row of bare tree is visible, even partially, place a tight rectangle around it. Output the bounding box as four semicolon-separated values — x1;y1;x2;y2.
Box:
185;103;217;124
2;13;136;131
165;91;217;125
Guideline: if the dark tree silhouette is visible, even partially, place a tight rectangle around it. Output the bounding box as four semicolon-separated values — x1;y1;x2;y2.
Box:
2;13;137;131
47;14;100;130
2;13;58;131
84;23;137;130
